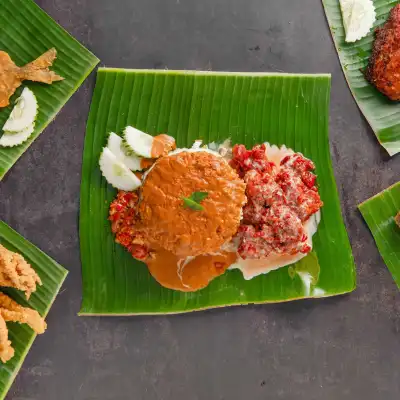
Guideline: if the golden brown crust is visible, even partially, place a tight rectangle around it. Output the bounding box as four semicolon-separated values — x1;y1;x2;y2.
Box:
365;5;400;101
395;212;400;227
138;151;246;257
0;314;13;363
0;48;63;107
0;292;46;334
0;244;42;299
0;292;46;363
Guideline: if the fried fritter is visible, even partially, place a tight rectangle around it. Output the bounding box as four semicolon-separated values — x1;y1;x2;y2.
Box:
365;4;400;101
0;292;46;363
0;244;42;299
395;211;400;227
0;314;13;363
0;292;46;334
0;48;64;107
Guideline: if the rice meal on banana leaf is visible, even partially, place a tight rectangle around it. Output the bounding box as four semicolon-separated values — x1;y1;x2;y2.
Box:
100;127;324;292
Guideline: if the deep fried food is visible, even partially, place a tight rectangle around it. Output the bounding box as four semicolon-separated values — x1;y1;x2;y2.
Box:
0;292;46;334
0;292;46;363
0;314;13;363
395;211;400;227
138;151;247;257
365;4;400;101
0;244;42;299
0;48;64;107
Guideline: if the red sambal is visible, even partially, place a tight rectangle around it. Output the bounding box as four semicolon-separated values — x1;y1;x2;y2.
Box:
230;144;323;260
109;191;149;260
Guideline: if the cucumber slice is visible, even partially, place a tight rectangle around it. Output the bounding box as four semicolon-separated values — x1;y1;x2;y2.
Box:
339;0;376;43
0;124;35;147
123;126;154;158
107;132;143;171
3;88;38;132
99;147;142;191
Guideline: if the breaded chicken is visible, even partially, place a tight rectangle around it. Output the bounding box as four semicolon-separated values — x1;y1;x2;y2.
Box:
0;292;46;334
395;211;400;227
0;48;63;107
0;244;42;299
0;314;13;363
365;4;400;100
0;292;46;363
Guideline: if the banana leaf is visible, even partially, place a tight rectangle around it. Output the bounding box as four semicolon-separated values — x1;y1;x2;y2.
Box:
0;0;99;179
322;0;400;155
359;182;400;288
0;220;67;399
79;69;356;315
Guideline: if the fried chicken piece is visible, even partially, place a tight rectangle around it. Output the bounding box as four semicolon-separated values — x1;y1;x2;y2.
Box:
365;4;400;101
0;244;42;299
0;48;64;107
0;292;46;363
0;292;46;334
0;314;14;363
395;212;400;227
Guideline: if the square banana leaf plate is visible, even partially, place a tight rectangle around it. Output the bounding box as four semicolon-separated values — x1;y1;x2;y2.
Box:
359;182;400;289
0;0;99;179
322;0;400;156
0;221;67;399
80;68;356;315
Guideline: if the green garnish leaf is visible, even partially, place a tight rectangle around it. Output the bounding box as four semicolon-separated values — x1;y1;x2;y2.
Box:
191;191;208;203
182;191;208;211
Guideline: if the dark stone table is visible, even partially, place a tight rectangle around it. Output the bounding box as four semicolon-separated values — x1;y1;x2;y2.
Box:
1;1;399;399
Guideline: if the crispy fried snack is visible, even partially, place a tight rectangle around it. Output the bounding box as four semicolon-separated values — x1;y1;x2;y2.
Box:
0;244;42;299
0;292;46;363
0;292;46;334
364;5;400;101
0;314;14;363
395;212;400;227
0;48;64;107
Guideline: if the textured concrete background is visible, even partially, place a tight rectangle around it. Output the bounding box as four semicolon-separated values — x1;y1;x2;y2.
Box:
0;0;399;399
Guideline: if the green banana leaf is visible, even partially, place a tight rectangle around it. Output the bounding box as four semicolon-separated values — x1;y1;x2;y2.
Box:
0;0;99;179
322;0;400;155
359;182;400;288
79;69;356;315
0;221;67;399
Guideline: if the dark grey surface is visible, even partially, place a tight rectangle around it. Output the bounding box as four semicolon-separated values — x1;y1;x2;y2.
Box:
0;0;399;399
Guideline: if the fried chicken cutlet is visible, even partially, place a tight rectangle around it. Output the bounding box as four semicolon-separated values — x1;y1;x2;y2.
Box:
365;4;400;101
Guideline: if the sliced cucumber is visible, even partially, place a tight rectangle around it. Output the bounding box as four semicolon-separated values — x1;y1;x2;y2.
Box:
123;126;154;158
0;124;35;147
3;88;38;132
339;0;376;43
107;132;143;171
99;147;142;191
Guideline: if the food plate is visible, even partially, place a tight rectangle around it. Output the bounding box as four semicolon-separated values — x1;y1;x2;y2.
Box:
322;0;400;156
80;69;355;315
359;182;400;288
0;0;99;179
0;221;67;399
